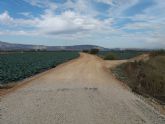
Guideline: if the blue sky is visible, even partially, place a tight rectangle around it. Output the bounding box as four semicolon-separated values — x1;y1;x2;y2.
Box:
0;0;165;48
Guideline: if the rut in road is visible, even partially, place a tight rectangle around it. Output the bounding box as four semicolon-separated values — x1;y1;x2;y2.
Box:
1;53;165;124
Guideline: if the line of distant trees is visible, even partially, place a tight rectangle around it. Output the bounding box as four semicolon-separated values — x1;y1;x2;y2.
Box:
82;48;99;54
0;49;47;52
0;49;80;52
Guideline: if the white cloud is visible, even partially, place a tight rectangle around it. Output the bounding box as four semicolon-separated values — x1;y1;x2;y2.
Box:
0;11;13;25
37;10;102;35
0;11;39;27
0;10;103;36
108;0;139;17
97;0;113;5
20;12;31;17
0;0;165;48
19;12;34;18
23;0;49;8
23;0;58;14
60;0;99;17
0;29;32;36
19;0;102;35
122;22;161;30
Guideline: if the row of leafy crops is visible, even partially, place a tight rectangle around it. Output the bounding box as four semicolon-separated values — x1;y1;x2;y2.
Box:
0;51;79;84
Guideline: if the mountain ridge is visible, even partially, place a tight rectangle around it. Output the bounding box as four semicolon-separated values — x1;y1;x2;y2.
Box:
0;41;109;51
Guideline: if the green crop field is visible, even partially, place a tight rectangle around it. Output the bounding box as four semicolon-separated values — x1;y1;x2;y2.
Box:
99;50;146;60
0;51;79;84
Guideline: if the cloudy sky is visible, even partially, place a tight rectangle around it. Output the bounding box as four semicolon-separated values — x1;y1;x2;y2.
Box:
0;0;165;48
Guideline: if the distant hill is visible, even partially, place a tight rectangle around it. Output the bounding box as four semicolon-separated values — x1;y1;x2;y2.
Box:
0;41;109;51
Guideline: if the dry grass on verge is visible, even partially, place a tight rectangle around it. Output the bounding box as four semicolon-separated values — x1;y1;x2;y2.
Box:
112;51;165;103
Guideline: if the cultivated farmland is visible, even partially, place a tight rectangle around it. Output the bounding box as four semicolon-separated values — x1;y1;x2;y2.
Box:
0;51;79;84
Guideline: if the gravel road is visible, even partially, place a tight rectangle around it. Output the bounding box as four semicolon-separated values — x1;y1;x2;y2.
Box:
0;53;165;124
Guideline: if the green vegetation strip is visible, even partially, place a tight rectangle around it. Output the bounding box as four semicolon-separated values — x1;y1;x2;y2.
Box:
0;51;79;84
99;51;145;60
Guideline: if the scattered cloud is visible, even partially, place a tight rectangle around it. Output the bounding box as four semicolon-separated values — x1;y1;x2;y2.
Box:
19;12;33;18
96;0;113;5
0;11;13;25
0;0;164;48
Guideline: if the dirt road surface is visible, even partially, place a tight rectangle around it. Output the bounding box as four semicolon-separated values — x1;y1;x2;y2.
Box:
1;53;165;124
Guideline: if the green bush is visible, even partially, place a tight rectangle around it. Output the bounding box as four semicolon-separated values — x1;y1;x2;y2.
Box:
82;49;89;53
90;48;99;54
99;50;145;60
104;52;117;60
